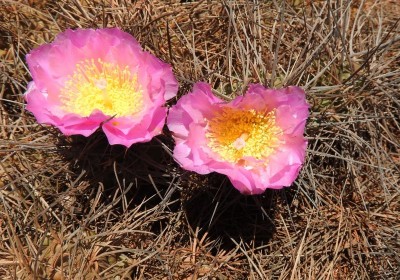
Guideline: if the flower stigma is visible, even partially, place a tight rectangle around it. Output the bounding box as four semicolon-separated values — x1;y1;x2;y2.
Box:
60;58;143;117
206;107;283;163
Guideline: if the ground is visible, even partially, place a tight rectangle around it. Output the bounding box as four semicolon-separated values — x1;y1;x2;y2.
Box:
0;0;399;279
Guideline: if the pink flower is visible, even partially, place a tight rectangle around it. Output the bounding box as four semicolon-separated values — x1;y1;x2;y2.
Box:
24;28;178;147
167;82;309;195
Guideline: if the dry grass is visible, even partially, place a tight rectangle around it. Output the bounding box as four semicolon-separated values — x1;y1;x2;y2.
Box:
1;0;399;279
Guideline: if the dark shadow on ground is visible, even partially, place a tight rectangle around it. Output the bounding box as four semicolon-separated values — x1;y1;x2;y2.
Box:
56;128;180;218
183;173;279;252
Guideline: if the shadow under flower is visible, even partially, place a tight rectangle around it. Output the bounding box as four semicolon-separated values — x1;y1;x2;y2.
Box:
182;173;279;251
57;129;180;217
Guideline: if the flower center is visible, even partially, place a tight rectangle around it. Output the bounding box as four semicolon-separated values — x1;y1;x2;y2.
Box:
60;59;143;117
206;107;283;163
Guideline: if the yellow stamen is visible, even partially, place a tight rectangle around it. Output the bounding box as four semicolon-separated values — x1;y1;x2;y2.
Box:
60;58;143;117
206;107;283;163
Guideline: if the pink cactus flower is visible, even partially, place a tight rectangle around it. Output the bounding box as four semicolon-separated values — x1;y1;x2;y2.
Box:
24;28;178;147
167;82;309;195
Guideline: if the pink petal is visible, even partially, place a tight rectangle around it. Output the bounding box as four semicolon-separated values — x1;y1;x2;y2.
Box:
102;107;167;147
57;111;106;136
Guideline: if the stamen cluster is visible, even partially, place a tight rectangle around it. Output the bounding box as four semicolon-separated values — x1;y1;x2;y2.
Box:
206;108;282;163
